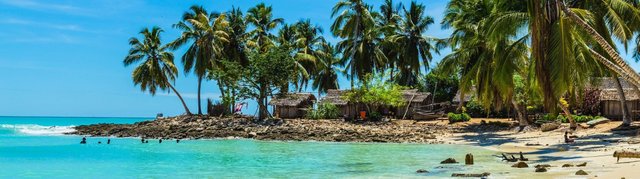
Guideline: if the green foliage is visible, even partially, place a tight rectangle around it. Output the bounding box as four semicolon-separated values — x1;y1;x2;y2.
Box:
559;115;600;123
305;103;341;119
448;112;471;123
368;112;383;121
418;71;459;103
343;74;407;113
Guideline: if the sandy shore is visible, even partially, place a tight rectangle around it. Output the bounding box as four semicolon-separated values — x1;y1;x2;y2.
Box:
444;118;640;178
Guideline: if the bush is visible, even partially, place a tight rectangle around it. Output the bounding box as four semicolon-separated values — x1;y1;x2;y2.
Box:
448;112;471;123
305;103;341;120
368;112;382;121
207;99;227;116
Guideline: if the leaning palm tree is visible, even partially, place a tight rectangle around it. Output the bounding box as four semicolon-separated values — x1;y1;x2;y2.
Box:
168;6;229;115
124;27;192;115
246;3;283;53
389;1;444;86
331;0;387;86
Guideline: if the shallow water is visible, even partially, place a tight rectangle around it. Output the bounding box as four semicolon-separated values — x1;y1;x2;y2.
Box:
0;116;523;178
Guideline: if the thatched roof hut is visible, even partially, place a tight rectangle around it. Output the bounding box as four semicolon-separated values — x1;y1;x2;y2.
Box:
589;77;640;120
269;93;316;119
452;86;475;103
319;89;349;105
401;89;431;103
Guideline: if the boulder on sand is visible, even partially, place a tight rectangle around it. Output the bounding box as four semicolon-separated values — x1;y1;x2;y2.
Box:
535;167;547;172
511;162;528;168
575;169;588;175
562;164;574;167
416;169;428;173
535;164;551;168
441;158;458;164
541;123;559;132
576;162;586;167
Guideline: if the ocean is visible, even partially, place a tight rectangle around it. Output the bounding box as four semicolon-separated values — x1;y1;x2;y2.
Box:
0;116;519;178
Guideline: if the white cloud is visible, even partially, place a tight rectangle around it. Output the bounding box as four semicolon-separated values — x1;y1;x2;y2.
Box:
0;0;87;15
0;17;88;32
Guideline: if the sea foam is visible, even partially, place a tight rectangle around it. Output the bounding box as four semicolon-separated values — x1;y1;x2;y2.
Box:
0;124;75;135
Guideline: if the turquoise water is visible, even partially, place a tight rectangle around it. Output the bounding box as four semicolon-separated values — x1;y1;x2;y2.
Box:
0;116;516;178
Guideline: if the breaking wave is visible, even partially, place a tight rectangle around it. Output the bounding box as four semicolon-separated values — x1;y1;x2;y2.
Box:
0;124;75;135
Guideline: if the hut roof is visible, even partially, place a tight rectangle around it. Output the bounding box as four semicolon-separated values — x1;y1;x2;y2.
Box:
319;89;348;105
269;93;316;107
590;77;639;101
401;89;431;103
452;86;475;103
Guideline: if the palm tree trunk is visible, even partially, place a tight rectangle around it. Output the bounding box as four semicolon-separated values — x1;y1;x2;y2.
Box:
512;100;527;126
559;102;576;130
197;76;203;115
168;82;192;116
613;75;633;126
557;0;640;85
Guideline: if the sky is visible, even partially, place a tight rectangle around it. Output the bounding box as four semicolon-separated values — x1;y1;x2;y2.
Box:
0;0;639;117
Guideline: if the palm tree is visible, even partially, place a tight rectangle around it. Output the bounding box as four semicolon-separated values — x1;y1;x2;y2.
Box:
312;43;341;97
377;0;402;80
124;27;192;115
292;19;325;92
389;1;444;86
246;3;284;53
169;6;229;115
441;0;529;125
331;0;387;86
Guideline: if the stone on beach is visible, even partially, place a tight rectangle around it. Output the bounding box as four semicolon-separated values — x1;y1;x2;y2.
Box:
441;158;458;164
575;169;588;175
540;123;559;132
562;164;574;167
534;164;551;168
535;167;547;172
416;169;428;173
576;162;586;167
586;118;610;127
511;162;528;168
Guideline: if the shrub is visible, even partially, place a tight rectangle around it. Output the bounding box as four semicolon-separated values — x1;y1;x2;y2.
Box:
207;99;227;116
368;112;382;121
305;103;341;120
448;112;471;123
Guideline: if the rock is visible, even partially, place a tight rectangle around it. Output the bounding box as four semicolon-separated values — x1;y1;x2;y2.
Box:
586;118;610;127
248;132;257;138
535;167;547;172
541;123;559;132
579;123;590;129
535;164;551;168
465;153;474;165
576;162;587;167
562;164;574;167
575;169;588;175
416;169;428;173
451;172;490;177
441;158;458;164
511;162;528;168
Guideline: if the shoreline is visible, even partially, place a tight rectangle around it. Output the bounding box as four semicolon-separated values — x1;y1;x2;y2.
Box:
69;116;640;178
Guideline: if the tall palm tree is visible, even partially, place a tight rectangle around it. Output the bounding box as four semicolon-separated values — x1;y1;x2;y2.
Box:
169;6;229;115
246;3;284;53
312;43;341;97
331;0;387;86
292;19;325;92
389;1;444;86
441;0;529;125
377;0;402;80
124;27;192;115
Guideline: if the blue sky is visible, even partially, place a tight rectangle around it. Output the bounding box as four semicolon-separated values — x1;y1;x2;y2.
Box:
0;0;638;117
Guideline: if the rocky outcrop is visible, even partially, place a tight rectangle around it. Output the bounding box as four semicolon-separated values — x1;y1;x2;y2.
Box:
440;158;458;164
69;115;451;143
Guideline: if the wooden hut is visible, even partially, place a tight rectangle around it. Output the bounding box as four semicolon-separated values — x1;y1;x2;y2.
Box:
319;89;365;119
452;86;475;104
269;93;316;119
395;89;432;119
593;77;640;119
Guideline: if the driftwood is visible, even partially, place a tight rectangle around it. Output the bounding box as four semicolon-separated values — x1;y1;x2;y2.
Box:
502;153;517;162
451;172;490;177
613;150;640;162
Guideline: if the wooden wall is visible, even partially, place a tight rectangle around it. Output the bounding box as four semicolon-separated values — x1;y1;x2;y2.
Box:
275;106;306;119
601;101;639;120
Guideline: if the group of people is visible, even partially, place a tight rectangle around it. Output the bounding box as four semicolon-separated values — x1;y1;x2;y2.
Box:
79;137;110;144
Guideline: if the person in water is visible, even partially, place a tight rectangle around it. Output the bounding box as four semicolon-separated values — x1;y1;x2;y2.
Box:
564;131;575;143
80;137;87;144
176;139;180;143
159;139;162;143
98;141;102;144
141;138;145;143
107;139;111;144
